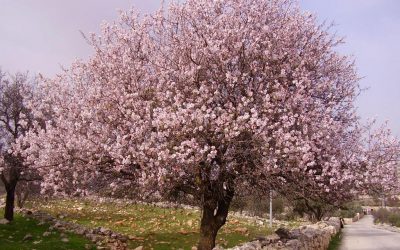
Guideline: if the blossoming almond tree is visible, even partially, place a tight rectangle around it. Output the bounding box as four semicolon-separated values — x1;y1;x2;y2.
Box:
140;2;362;247
17;0;399;249
361;121;400;198
0;70;39;221
281;120;400;220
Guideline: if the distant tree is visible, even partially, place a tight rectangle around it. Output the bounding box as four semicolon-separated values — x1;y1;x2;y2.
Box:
18;0;399;249
15;180;41;208
362;122;400;196
0;70;38;221
287;121;400;220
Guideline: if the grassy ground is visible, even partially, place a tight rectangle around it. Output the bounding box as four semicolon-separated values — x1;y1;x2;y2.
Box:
25;198;281;250
0;208;95;250
327;232;342;250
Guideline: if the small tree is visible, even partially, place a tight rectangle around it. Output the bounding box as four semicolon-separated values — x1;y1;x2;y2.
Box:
0;70;37;221
362;121;400;197
286;120;400;221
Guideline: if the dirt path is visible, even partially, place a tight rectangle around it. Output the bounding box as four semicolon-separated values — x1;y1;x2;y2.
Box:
340;215;400;250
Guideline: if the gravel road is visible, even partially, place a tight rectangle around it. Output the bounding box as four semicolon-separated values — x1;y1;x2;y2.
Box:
340;215;400;250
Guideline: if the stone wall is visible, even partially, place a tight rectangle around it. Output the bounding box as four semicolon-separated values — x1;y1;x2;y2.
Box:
221;218;341;250
18;208;129;250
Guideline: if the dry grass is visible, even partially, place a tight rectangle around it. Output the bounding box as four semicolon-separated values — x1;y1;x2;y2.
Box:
26;198;275;249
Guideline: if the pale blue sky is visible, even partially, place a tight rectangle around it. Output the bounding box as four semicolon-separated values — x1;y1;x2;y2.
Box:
0;0;399;136
300;0;400;136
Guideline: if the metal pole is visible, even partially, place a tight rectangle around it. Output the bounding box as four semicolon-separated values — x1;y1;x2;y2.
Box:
269;190;273;227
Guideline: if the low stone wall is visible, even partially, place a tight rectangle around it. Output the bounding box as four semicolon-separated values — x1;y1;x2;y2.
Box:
352;212;364;222
343;212;364;225
221;218;341;250
18;208;129;250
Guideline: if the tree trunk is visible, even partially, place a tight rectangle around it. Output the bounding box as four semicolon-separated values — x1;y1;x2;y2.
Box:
197;188;234;250
315;210;324;221
198;205;220;250
4;181;17;221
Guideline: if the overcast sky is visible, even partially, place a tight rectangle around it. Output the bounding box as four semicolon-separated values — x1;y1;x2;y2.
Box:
0;0;399;136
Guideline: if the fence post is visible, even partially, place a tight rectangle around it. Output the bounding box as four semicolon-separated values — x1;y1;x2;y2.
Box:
269;190;273;228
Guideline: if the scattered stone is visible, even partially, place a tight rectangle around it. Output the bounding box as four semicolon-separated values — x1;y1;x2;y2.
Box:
114;220;124;225
119;235;128;243
133;246;143;250
234;227;248;234
58;214;66;219
99;227;111;236
129;235;145;241
96;240;104;246
23;233;33;241
43;232;51;237
75;228;87;235
54;222;63;229
266;233;280;243
178;230;190;235
0;218;10;225
108;238;116;243
33;240;42;245
86;233;99;243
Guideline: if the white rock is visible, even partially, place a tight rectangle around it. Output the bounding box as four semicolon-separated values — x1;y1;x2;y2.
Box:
23;233;33;241
0;218;10;225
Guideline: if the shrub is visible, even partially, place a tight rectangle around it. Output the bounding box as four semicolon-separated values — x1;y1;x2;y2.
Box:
335;202;363;218
231;194;286;217
373;208;400;227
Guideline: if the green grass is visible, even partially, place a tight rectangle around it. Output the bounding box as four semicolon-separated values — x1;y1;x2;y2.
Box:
0;208;95;250
26;199;277;250
327;232;342;250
